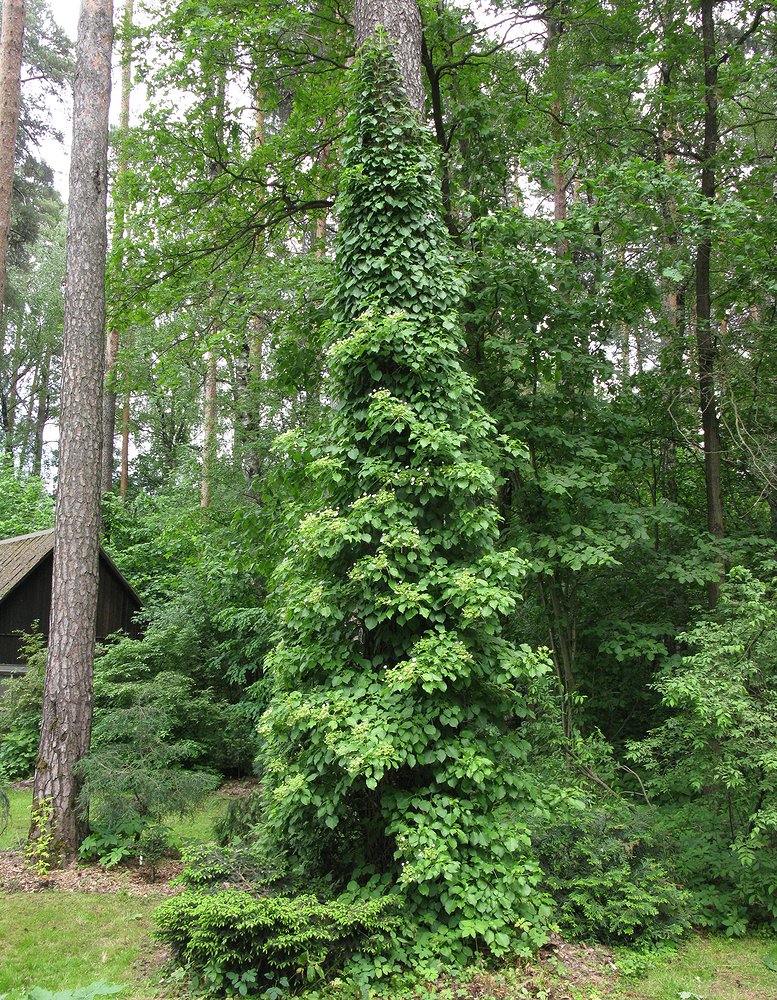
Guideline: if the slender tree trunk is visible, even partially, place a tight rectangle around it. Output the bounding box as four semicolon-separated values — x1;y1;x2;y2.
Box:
695;0;725;607
31;0;113;860
199;62;227;509
234;96;267;490
354;0;424;113
119;385;129;498
200;346;217;508
314;141;331;252
100;324;119;489
100;0;133;493
0;0;24;322
32;351;50;477
545;13;568;255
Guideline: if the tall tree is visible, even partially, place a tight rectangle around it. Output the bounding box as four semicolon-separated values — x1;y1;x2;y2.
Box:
694;0;725;606
0;0;25;319
354;0;423;112
31;0;113;857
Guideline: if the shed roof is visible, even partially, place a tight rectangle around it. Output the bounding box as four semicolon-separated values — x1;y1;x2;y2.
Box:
0;529;55;602
0;528;141;607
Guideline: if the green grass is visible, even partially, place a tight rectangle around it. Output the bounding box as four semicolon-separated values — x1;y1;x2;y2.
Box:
0;892;168;999
619;935;777;999
166;789;228;847
0;787;229;854
0;787;32;851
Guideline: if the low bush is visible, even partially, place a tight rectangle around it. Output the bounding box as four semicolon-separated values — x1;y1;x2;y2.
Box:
154;889;399;995
0;630;47;780
21;984;123;1000
176;841;286;890
78;815;173;873
534;803;692;945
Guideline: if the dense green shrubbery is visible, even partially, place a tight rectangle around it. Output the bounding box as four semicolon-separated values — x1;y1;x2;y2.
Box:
534;803;692;945
155;889;399;995
0;463;54;539
79;671;221;833
0;631;47;780
174;841;286;889
629;568;777;933
214;789;264;846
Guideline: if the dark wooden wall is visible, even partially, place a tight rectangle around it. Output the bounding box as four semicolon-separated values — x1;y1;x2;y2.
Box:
0;553;141;666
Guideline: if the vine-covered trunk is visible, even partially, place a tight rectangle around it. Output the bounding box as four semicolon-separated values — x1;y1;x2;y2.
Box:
32;0;113;859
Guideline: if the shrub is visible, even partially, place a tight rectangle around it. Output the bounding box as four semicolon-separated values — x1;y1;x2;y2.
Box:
174;841;286;890
78;674;220;833
0;630;47;780
22;985;123;1000
214;789;264;846
628;568;777;933
154;889;399;995
79;815;148;868
534;803;692;945
94;629;260;778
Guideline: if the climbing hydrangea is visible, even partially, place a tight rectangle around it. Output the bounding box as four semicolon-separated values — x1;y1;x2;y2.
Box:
256;39;552;966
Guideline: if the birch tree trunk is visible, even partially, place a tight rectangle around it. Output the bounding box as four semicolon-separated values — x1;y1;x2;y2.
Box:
0;0;25;321
31;0;113;859
354;0;424;113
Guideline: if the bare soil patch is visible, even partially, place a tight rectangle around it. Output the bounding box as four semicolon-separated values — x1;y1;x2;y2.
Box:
0;849;183;897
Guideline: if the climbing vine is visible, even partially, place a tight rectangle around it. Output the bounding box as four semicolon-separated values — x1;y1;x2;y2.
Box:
256;40;552;965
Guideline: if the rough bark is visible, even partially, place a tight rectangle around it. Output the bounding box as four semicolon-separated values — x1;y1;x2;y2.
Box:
100;0;133;493
695;0;725;607
32;0;113;859
354;0;424;113
0;0;24;322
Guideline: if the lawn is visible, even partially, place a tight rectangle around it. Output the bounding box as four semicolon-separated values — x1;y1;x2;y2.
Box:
0;892;168;999
619;935;777;1000
0;787;32;851
0;786;230;853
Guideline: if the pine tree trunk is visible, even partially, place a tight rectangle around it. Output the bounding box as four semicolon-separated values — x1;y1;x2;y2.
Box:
32;0;113;860
101;0;133;493
0;0;24;321
354;0;423;113
695;0;725;607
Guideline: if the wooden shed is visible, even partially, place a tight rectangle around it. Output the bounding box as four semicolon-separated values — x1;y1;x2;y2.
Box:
0;528;142;680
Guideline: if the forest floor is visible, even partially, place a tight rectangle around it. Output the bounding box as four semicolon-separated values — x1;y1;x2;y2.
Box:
1;785;776;1000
